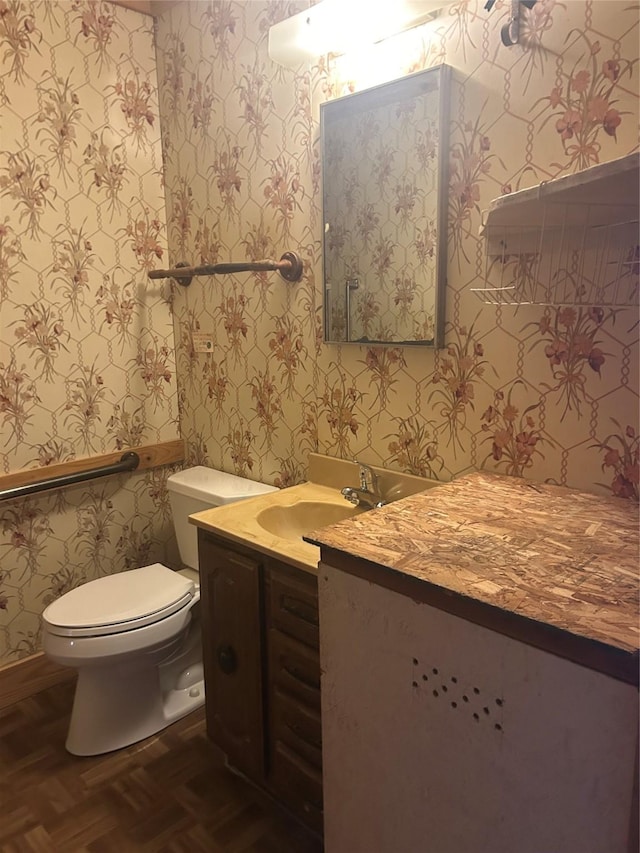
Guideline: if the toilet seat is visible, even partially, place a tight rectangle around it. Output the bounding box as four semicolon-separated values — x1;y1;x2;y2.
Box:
43;563;196;639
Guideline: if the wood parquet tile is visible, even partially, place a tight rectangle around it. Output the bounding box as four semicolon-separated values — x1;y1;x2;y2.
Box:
0;681;323;853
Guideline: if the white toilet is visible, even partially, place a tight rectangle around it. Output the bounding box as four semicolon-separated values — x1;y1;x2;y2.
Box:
42;466;277;756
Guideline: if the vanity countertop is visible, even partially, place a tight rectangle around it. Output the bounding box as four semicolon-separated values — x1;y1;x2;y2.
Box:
190;479;356;574
188;453;438;575
307;472;639;685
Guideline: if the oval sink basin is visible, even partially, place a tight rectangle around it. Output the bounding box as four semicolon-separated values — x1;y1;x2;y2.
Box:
256;500;364;541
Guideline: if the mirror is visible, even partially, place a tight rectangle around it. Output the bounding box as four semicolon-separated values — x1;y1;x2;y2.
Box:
321;64;450;347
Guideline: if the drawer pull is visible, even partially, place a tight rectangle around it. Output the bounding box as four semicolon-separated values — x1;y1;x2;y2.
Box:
283;664;320;691
286;722;322;750
282;595;319;626
217;643;238;675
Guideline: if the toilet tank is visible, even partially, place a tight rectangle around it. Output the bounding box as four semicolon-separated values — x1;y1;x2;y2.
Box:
167;466;278;570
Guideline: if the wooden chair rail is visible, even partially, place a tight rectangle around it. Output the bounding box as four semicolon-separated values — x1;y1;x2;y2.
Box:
0;439;184;499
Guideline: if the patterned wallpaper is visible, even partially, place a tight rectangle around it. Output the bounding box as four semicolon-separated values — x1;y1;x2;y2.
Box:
157;0;638;495
0;0;637;668
0;0;179;665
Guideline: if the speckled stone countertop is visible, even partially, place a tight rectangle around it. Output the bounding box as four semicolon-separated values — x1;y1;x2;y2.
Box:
307;472;639;685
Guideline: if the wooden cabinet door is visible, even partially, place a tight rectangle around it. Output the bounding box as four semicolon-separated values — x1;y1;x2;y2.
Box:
198;531;265;781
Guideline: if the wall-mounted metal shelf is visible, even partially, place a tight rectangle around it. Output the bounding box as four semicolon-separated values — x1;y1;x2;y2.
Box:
473;153;639;307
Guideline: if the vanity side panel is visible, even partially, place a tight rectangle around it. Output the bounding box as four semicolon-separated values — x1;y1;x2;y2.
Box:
318;562;638;853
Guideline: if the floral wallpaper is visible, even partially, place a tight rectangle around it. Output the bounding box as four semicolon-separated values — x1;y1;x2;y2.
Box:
157;0;638;499
323;76;441;343
0;0;637;670
0;0;179;666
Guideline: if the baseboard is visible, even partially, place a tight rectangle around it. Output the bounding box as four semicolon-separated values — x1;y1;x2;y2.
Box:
0;652;75;711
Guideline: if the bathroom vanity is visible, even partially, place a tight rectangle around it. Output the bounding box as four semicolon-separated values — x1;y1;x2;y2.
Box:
190;454;436;833
191;462;638;850
308;472;639;853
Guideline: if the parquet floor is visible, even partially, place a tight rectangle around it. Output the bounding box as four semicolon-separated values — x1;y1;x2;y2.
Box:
0;680;323;853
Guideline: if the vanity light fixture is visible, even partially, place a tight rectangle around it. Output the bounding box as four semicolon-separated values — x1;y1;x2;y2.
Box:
484;0;538;46
268;0;444;68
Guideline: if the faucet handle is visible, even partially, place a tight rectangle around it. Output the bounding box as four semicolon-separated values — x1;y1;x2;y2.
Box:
341;486;360;506
354;459;378;492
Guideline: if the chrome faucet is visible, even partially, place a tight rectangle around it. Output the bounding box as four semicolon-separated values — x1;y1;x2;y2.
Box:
341;461;386;510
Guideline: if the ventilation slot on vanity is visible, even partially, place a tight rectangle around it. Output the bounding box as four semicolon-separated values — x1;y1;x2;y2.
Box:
411;657;505;733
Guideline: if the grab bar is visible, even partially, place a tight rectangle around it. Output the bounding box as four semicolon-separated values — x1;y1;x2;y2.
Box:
148;251;303;286
0;451;140;502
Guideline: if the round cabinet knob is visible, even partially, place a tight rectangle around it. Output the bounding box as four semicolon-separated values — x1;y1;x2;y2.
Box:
217;643;237;674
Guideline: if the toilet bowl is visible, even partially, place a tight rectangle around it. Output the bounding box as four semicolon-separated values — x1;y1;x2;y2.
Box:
42;466;277;756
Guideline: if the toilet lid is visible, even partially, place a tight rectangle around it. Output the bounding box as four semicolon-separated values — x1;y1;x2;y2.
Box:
43;564;196;637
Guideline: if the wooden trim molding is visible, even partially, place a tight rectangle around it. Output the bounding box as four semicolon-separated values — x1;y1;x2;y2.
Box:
0;652;75;711
0;439;184;495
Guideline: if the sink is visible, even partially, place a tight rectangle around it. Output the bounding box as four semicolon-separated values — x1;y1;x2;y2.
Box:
189;453;442;572
256;500;365;541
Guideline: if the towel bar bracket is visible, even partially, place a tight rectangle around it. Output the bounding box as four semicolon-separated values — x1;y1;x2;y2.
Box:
278;251;304;282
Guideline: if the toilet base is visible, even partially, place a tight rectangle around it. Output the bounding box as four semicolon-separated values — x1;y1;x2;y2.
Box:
65;625;205;756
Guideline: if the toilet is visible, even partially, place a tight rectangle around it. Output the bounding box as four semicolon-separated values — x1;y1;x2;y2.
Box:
42;466;277;756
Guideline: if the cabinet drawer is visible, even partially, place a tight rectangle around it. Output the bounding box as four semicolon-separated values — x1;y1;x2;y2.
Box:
269;567;319;649
271;739;323;834
269;629;321;710
272;687;322;770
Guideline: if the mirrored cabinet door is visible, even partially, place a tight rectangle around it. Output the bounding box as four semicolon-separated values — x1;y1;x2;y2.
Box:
321;64;451;348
